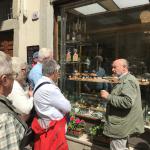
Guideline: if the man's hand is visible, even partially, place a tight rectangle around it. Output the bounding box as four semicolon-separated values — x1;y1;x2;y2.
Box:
28;89;33;98
100;90;109;100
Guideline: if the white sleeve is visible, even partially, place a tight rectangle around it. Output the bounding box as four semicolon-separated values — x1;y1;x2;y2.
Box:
48;86;71;113
8;87;33;115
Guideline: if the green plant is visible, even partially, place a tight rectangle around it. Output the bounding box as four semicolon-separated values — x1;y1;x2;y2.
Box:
68;115;85;130
89;124;104;136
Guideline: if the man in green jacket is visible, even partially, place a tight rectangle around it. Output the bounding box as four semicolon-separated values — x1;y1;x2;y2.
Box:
100;58;144;150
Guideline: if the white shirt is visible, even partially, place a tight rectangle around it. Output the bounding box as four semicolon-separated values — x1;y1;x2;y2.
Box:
7;80;33;114
34;76;71;121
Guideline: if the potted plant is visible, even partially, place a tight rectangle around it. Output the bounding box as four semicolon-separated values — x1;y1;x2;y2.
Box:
88;124;110;146
89;124;104;136
67;114;85;138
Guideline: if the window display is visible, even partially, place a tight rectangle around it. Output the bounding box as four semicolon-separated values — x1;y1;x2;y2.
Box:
58;1;150;145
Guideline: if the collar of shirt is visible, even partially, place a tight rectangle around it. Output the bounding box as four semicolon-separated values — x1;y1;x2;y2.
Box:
42;76;56;85
119;72;128;79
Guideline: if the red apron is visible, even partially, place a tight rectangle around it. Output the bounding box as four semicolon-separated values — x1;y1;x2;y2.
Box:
31;117;68;150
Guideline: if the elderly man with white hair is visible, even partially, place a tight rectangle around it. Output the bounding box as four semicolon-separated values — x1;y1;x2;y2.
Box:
8;57;33;121
28;48;52;89
100;58;144;150
0;52;26;150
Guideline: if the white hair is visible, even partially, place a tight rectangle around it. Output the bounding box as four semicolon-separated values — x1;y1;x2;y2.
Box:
11;57;27;79
0;51;12;76
38;48;52;62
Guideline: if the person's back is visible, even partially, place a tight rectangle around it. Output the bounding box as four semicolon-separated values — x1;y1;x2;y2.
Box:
28;62;42;88
28;48;52;89
96;66;105;77
31;59;71;150
0;51;25;150
87;56;107;92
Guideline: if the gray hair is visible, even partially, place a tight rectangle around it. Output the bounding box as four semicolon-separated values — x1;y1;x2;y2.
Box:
0;51;12;76
11;57;27;79
38;48;52;62
120;59;129;69
42;59;60;76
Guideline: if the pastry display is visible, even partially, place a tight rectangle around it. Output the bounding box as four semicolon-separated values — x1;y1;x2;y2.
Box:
137;78;150;85
68;74;150;85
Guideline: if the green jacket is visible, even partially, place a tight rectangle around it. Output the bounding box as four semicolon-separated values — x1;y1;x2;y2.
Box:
103;73;144;138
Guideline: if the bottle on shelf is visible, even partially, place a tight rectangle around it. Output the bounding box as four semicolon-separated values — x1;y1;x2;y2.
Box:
66;24;71;41
66;50;71;61
73;49;78;61
72;32;76;41
85;57;90;68
66;33;70;41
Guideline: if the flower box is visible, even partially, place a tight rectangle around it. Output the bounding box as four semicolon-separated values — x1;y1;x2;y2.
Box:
67;128;83;138
67;114;85;138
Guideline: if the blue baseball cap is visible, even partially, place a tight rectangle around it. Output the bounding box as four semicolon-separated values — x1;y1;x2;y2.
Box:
33;51;39;59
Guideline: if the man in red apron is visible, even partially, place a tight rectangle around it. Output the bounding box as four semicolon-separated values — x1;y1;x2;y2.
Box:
32;59;71;150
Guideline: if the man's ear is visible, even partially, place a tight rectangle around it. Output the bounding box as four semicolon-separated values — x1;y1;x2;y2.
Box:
0;75;8;86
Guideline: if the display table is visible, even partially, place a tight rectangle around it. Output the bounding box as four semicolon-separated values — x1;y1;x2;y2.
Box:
67;134;109;150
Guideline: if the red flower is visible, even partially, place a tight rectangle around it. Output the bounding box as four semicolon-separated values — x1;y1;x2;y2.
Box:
75;118;80;124
70;116;75;121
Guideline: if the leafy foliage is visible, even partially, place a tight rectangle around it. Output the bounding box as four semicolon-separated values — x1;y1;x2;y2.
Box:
89;124;104;136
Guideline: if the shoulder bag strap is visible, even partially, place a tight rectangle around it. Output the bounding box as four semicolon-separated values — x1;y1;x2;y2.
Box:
33;81;51;95
0;98;28;129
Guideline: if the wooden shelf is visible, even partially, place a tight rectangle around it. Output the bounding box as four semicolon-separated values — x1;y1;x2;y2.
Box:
68;77;110;83
68;77;150;85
